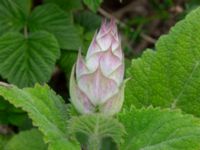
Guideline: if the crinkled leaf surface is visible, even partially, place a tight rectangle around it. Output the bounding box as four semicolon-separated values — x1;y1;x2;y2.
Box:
68;114;125;150
0;0;31;35
0;83;80;149
28;4;81;49
125;7;200;117
0;31;60;88
118;107;200;150
5;129;47;150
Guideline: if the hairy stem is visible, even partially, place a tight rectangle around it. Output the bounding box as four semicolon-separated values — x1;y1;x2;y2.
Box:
88;135;101;150
24;25;28;38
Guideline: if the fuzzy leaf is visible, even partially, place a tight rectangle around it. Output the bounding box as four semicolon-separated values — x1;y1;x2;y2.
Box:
125;7;200;117
0;31;60;88
28;4;81;49
118;107;200;150
0;83;80;149
5;129;47;150
68;114;125;150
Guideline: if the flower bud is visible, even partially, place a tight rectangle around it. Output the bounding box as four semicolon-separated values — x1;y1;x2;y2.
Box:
70;19;125;115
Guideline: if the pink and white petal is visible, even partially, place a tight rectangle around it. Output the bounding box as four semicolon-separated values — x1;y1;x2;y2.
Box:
111;27;118;39
108;64;124;86
96;19;111;39
76;52;89;79
110;21;118;38
86;32;102;59
85;52;102;72
95;19;119;51
111;34;120;51
112;46;123;60
108;19;120;51
70;66;95;114
100;50;121;76
100;80;126;116
111;38;119;51
77;68;118;106
97;34;112;51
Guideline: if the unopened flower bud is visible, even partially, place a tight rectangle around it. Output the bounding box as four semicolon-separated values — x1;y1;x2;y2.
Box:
70;19;125;115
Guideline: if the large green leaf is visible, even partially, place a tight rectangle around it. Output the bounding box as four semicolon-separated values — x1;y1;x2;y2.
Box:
5;129;47;150
68;114;125;150
0;83;80;149
118;107;200;150
28;4;81;50
125;7;200;116
0;31;60;88
0;0;31;35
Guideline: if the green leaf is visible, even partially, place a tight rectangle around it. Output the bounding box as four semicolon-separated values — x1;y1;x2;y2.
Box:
5;129;47;150
125;7;200;116
0;97;29;127
44;0;83;11
0;0;31;35
0;134;10;150
83;0;102;12
118;107;200;150
74;11;101;31
58;50;77;77
28;4;81;50
68;114;125;150
0;96;9;110
48;139;80;150
0;31;60;88
58;31;94;78
0;83;80;149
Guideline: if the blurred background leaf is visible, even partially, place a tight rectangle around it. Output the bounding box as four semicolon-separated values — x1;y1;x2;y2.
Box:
44;0;83;11
0;97;28;127
83;0;103;12
4;129;47;150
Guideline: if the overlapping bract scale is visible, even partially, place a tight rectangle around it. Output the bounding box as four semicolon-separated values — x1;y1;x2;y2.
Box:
70;19;125;115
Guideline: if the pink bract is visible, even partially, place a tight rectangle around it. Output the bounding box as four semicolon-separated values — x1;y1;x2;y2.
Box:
70;19;125;115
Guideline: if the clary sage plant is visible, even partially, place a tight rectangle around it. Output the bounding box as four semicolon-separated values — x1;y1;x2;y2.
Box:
1;2;200;149
70;19;125;115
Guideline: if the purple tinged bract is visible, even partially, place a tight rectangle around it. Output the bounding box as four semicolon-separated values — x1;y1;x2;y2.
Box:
70;19;125;115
